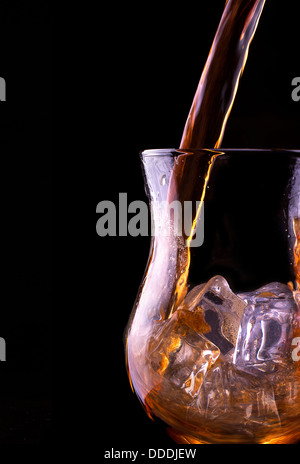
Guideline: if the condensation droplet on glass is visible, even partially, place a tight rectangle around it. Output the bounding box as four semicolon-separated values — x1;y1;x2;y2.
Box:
160;175;167;186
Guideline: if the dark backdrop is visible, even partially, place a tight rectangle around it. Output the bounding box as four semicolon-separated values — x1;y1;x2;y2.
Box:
0;1;52;444
96;1;300;450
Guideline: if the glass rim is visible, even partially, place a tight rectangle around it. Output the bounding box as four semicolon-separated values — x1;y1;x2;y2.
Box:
140;148;300;159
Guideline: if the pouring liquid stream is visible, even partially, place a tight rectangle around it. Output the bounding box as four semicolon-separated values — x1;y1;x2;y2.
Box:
168;0;267;310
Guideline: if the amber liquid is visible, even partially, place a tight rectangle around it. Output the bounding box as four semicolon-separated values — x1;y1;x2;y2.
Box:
180;0;266;151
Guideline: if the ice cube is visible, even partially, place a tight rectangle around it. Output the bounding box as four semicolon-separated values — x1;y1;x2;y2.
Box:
149;307;220;398
234;282;297;374
180;276;247;354
196;361;281;429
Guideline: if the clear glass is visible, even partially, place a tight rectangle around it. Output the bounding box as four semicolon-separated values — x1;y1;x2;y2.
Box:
125;149;300;444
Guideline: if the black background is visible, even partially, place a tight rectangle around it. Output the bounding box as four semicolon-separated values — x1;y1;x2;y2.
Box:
97;0;300;452
0;1;52;444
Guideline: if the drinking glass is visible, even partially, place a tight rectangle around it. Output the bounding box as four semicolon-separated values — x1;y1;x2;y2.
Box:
125;149;300;444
